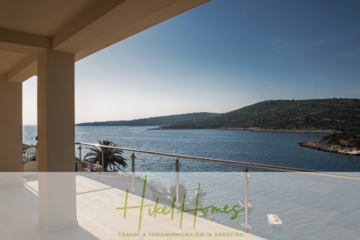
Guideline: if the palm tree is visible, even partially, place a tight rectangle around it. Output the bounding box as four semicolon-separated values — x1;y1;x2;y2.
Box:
84;140;127;171
170;183;187;203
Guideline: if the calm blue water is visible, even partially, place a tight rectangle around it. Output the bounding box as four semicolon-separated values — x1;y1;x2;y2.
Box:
23;126;360;240
24;126;360;172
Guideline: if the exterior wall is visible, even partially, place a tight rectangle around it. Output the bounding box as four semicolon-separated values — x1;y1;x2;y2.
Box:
0;78;23;171
0;78;23;186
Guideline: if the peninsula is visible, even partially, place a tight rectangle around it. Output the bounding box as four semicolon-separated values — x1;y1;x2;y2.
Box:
76;112;219;127
299;132;360;156
154;99;360;133
152;98;360;156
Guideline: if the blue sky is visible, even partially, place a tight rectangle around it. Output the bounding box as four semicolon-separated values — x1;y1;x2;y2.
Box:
23;0;360;124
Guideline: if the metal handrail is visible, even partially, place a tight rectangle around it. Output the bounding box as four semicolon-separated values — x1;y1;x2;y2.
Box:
24;145;37;147
76;142;360;181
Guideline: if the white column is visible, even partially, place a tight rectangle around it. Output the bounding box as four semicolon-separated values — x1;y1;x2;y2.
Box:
37;50;77;231
0;77;23;187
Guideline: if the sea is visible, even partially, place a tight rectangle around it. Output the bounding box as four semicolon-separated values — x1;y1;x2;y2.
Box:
23;126;360;240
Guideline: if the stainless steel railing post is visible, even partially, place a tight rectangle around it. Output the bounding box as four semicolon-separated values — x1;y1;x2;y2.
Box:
78;145;82;174
101;149;104;183
131;152;136;193
35;146;38;162
175;158;180;208
241;167;251;231
244;167;249;231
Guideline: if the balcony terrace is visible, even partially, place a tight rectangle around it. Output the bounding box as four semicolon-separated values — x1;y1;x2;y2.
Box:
17;142;360;239
0;173;264;240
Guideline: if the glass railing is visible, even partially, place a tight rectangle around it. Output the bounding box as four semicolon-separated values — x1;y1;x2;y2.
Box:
23;145;37;165
74;142;360;240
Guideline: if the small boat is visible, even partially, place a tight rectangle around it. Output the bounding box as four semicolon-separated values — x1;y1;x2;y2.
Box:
267;214;282;226
196;189;207;196
239;200;253;208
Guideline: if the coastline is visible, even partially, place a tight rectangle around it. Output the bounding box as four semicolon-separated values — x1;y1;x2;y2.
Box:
150;126;360;156
218;127;339;133
150;126;339;133
299;140;360;156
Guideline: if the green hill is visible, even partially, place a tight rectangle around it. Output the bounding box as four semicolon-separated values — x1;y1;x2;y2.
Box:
157;99;360;133
76;112;219;126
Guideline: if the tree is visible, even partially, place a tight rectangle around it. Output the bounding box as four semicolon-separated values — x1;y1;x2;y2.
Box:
170;183;187;203
84;140;127;171
188;196;203;209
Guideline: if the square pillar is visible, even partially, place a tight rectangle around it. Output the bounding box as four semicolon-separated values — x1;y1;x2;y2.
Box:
37;50;77;231
0;77;23;187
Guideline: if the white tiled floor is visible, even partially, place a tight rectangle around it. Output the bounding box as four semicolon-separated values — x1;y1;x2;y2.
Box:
0;175;264;240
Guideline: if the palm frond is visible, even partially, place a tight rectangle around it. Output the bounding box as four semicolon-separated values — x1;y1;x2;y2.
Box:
84;140;127;171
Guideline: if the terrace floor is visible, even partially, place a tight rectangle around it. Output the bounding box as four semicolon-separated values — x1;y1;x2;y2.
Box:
0;174;264;240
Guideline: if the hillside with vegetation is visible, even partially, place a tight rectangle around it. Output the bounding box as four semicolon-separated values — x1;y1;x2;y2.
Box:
76;112;219;126
156;99;360;133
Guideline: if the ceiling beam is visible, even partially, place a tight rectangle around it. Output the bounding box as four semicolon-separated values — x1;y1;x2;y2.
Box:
0;28;51;54
54;0;209;60
52;0;126;53
1;0;209;82
6;55;37;82
75;0;210;61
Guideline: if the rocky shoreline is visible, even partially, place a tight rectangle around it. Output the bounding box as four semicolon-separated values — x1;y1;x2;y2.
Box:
299;140;360;156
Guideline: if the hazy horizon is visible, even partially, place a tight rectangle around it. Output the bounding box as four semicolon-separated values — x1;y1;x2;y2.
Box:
22;97;360;125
